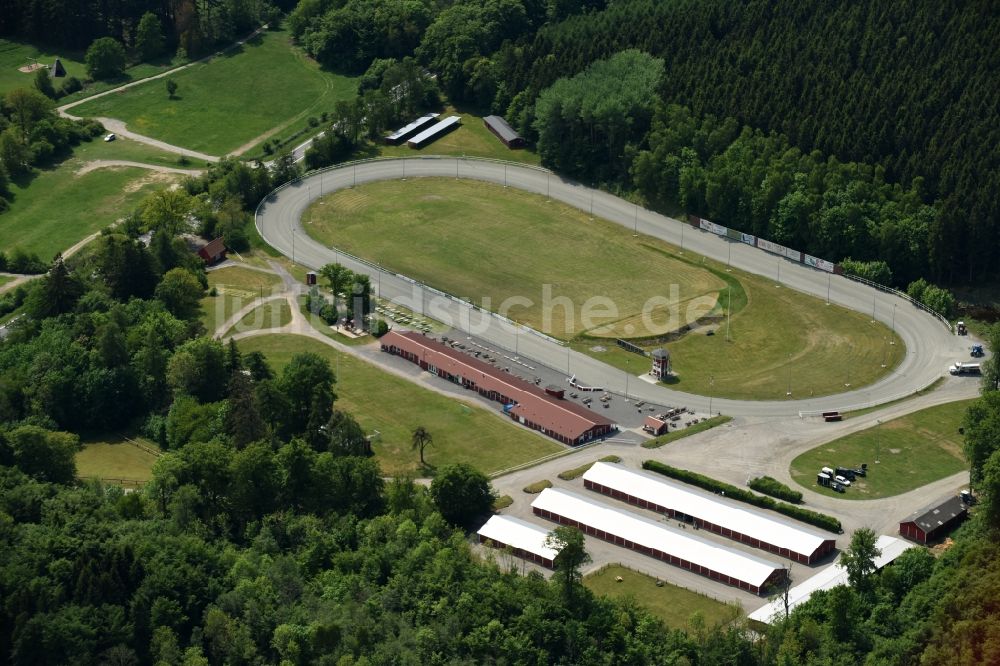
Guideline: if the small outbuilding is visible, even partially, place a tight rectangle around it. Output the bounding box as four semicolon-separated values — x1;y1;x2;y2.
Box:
643;415;669;436
650;348;671;380
483;115;525;148
52;58;66;77
197;237;227;265
899;495;968;544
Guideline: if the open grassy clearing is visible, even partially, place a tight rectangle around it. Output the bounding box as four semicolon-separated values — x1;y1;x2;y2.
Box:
0;149;186;260
790;399;973;499
304;177;903;399
226;299;291;336
304;178;724;339
201;266;283;334
71;30;358;156
378;106;541;165
584;565;739;630
75;435;161;484
0;39;185;100
0;276;14;289
238;334;562;476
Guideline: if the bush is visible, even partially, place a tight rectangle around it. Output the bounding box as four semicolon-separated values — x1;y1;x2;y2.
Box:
60;76;83;96
371;319;390;337
85;37;127;80
841;258;892;286
642;461;841;533
319;303;338;325
748;476;803;503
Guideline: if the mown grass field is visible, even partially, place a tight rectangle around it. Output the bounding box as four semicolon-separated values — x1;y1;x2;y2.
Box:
378;106;541;165
0;276;14;289
71;30;358;156
304;178;724;338
0;138;189;260
75;436;161;483
0;38;184;100
201;266;283;334
238;334;561;476
584;565;739;630
790;399;973;499
304;177;903;399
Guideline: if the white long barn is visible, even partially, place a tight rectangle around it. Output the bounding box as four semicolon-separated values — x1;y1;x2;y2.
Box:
407;115;461;148
477;515;560;568
748;535;914;624
583;463;836;564
531;488;787;594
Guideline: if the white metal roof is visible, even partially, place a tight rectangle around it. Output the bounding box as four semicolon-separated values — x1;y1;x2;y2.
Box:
408;115;461;146
477;515;560;561
748;535;914;624
583;463;833;558
531;488;783;589
386;113;439;141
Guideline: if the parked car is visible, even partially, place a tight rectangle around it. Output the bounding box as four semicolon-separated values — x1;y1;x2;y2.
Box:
104;133;116;142
831;482;846;493
835;475;852;487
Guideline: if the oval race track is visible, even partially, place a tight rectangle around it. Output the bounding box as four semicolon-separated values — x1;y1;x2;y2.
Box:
256;156;968;418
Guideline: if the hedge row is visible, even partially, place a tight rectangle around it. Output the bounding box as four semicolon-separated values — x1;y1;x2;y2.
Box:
748;476;803;504
642;461;841;533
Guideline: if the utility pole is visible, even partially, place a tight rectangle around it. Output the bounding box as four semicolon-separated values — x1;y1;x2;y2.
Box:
292;229;296;263
633;203;639;237
826;273;831;305
871;292;877;323
625;359;630;401
890;304;897;343
786;353;792;396
875;419;881;463
727;241;732;270
589;191;594;220
680;222;685;253
709;375;715;416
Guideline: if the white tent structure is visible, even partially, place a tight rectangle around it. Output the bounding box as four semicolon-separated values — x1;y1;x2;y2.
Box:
748;535;914;624
477;515;560;567
531;487;787;594
583;463;836;564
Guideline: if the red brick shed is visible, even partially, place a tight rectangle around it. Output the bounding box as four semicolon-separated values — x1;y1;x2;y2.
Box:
197;238;227;265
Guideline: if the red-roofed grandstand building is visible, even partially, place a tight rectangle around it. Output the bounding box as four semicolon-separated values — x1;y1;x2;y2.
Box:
380;330;615;445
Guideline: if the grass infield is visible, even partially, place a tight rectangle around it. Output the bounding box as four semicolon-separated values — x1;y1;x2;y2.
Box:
304;177;903;399
227;299;291;336
71;30;358;156
238;334;561;476
584;564;739;630
304;178;725;339
201;266;283;334
790;399;973;500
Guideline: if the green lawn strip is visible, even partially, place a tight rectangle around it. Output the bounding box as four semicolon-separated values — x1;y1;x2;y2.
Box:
303;178;725;339
70;134;205;168
377;106;541;165
641;416;733;449
584;564;739;630
643;460;842;533
71;30;358;155
0;276;13;289
522;479;553;494
843;376;946;419
201;266;283;334
75;435;162;484
493;495;514;511
226;299;291;336
238;334;562;476
790;399;973;500
557;455;622;481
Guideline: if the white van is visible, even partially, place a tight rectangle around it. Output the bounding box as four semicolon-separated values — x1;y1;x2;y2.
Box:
835;475;851;487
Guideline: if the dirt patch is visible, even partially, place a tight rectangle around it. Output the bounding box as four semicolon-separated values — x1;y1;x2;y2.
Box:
124;171;178;192
18;63;47;73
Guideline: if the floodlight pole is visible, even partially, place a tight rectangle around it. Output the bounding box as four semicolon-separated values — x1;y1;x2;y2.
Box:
826;273;831;305
786;353;792;396
872;292;877;323
292;229;296;263
708;375;715;416
875;419;881;463
776;259;781;285
546;173;551;201
680;222;685;253
727;241;732;269
881;337;888;368
633;204;639;237
890;304;897;343
589;191;594;220
504;164;508;188
352;164;356;188
625;359;630;401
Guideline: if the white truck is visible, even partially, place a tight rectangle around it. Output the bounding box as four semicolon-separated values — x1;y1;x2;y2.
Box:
949;362;981;376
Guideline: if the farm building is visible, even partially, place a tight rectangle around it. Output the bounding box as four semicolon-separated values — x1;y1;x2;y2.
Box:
478;515;560;568
407;115;461;148
385;113;440;145
483;115;525;148
380;330;615;445
531;488;787;594
748;535;914;625
898;495;968;544
583;463;836;564
197;237;227;265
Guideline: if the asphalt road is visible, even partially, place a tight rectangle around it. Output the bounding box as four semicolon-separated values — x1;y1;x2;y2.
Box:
256;156;969;417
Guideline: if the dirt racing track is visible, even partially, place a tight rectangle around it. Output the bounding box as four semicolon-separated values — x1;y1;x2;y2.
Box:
255;156;968;418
